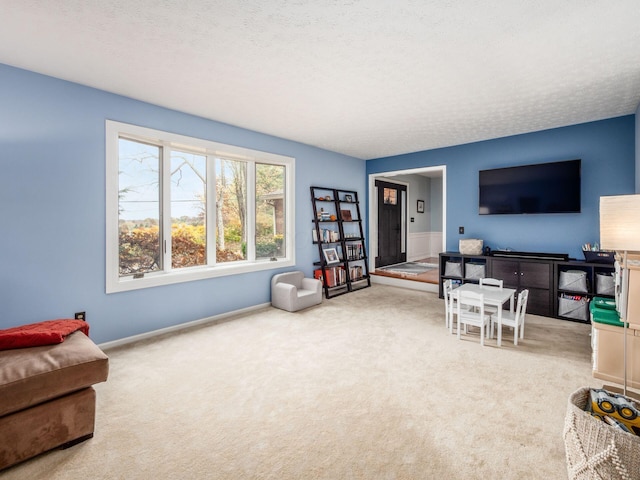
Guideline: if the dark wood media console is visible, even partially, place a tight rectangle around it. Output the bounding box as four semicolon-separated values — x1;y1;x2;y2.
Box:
439;251;615;321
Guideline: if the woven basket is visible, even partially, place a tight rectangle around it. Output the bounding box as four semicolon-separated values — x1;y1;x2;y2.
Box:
459;238;483;255
564;387;640;479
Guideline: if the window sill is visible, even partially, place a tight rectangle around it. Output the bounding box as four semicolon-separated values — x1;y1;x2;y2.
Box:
106;257;295;294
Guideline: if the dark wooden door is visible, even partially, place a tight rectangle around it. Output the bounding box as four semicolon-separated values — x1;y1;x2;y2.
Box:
376;180;406;267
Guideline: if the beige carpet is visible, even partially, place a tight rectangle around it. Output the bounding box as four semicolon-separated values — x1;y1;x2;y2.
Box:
3;285;600;479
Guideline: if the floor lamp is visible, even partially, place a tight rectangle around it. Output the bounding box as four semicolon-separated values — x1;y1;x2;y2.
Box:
600;194;640;396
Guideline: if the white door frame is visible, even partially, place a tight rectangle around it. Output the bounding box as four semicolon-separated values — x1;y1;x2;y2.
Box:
368;165;446;275
373;177;409;267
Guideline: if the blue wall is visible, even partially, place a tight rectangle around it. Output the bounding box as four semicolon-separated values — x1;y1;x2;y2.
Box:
0;64;365;343
367;116;636;259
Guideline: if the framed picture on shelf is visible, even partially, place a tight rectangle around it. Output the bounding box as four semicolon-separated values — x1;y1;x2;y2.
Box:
323;247;340;264
340;209;353;221
417;199;425;213
344;194;353;202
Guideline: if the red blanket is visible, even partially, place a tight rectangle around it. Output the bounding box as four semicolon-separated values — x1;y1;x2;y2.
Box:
0;319;90;351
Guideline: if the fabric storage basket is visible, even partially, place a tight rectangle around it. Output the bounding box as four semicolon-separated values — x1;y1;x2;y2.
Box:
564;387;640;479
559;270;588;293
444;261;462;277
583;250;615;264
459;239;483;255
558;295;589;321
596;272;615;296
465;262;485;280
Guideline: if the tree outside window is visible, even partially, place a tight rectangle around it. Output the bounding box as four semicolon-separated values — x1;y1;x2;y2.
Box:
116;134;291;278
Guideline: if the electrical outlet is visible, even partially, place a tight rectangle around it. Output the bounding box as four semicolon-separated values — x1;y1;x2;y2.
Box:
459;226;464;234
75;311;86;321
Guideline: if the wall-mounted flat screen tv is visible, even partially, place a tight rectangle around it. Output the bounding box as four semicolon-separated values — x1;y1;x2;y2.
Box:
479;159;581;215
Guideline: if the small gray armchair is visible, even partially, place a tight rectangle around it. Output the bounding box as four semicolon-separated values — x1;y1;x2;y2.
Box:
271;271;323;312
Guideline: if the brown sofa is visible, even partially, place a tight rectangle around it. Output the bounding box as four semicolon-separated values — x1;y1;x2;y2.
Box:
0;331;109;470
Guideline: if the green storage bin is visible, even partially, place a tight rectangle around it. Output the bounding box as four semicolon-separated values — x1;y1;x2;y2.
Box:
590;297;624;327
592;296;616;310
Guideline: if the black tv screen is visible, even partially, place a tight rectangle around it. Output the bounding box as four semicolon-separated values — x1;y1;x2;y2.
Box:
479;159;581;215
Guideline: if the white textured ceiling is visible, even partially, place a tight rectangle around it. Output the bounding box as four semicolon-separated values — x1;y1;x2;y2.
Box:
1;1;640;160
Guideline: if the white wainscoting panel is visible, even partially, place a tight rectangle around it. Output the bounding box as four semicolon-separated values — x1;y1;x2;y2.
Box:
407;232;443;261
429;232;443;257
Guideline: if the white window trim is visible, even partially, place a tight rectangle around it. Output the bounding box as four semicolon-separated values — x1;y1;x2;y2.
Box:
105;120;295;294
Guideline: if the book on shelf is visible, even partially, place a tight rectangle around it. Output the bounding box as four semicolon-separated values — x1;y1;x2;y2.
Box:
346;243;363;260
325;268;335;287
313;228;340;243
349;265;363;281
320;266;346;288
340;209;353;221
316;228;339;243
317;208;332;221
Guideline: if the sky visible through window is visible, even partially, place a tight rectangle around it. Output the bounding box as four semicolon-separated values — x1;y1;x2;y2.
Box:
119;139;207;221
171;150;206;221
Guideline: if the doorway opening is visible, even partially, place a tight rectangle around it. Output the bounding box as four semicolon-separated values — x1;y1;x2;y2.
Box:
368;166;446;292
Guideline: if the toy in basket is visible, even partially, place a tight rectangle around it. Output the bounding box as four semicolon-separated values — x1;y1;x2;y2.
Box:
588;388;640;435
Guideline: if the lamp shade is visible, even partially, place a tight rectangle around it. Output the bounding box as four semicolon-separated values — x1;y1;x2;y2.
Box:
600;194;640;252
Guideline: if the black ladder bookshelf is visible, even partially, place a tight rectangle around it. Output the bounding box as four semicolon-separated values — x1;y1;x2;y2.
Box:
310;186;371;298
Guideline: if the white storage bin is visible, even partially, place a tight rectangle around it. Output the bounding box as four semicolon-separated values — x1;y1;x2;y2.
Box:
559;270;588;293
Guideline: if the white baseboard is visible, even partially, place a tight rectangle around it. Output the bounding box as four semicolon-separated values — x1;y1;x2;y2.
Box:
98;302;271;351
